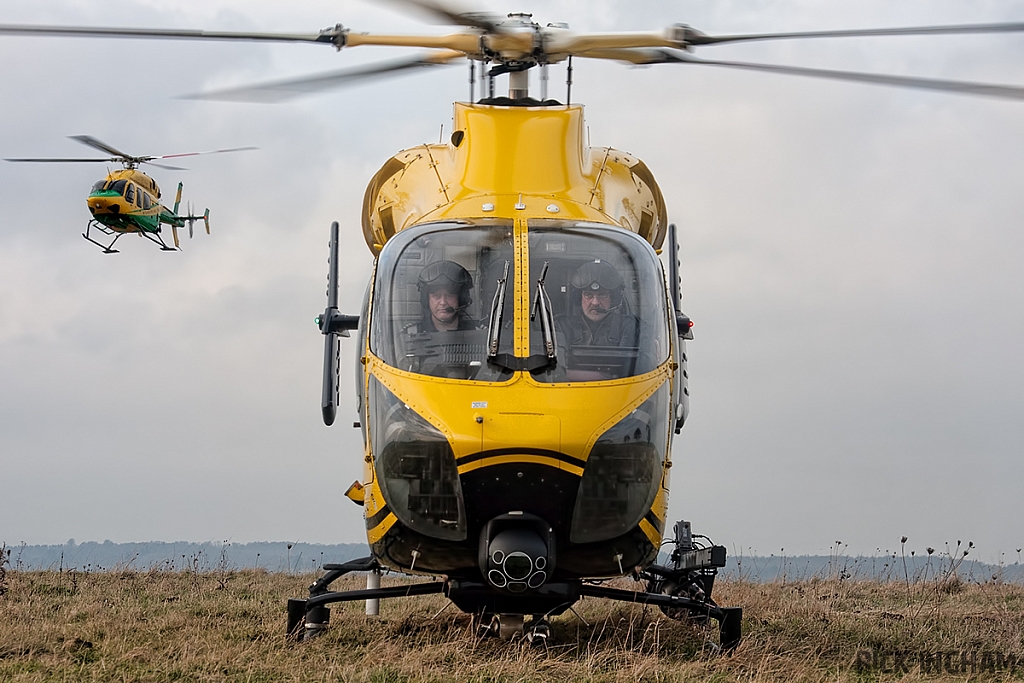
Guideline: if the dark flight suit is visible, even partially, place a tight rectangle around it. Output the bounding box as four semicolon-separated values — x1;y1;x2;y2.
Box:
555;312;641;378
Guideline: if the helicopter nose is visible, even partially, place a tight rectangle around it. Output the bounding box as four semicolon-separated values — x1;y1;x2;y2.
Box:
88;198;115;214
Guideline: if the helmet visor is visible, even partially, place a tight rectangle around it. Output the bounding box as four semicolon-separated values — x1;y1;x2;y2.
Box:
419;260;472;290
570;261;623;291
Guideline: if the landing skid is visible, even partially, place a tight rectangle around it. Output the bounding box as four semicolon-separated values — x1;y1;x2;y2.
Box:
82;220;178;253
286;556;444;641
83;220;121;254
285;521;742;651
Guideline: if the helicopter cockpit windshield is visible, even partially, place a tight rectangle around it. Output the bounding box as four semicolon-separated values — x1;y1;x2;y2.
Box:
102;179;127;196
370;220;516;382
528;222;669;383
370;220;670;383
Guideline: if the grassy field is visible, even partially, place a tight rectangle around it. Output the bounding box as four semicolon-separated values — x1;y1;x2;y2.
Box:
1;566;1023;682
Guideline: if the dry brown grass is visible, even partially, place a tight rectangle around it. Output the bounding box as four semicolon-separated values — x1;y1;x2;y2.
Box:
1;568;1023;682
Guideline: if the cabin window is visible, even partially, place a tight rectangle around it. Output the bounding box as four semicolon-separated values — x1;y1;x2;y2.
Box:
371;221;515;382
526;222;670;383
108;180;127;196
125;184;135;204
141;192;151;210
91;180;107;192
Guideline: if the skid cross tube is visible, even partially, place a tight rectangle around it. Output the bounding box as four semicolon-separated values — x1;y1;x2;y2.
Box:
307;581;445;610
579;584;742;650
308;556;379;595
579;584;723;619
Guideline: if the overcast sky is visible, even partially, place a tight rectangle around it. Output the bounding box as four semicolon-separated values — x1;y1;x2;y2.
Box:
2;0;1024;563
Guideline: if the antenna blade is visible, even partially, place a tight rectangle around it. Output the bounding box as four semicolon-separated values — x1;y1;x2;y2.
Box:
183;52;463;103
672;52;1024;101
68;135;133;159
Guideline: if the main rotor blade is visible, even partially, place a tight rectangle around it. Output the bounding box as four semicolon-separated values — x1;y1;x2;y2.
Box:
684;21;1024;47
0;23;337;45
183;51;464;103
69;135;133;159
645;49;1024;101
0;21;483;54
141;161;188;171
381;0;505;34
4;157;119;163
574;47;680;65
157;146;259;159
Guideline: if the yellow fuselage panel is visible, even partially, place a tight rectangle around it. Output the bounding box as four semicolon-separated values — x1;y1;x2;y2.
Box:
367;354;669;465
361;103;668;254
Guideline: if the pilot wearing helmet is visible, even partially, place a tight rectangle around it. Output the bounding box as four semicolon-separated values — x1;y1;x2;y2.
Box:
555;260;640;380
414;260;477;332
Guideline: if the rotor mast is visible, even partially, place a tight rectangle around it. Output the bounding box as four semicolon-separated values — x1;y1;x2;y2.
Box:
508;69;528;99
486;12;538;101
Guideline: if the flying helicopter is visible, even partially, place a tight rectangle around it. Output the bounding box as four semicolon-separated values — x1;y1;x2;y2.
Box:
4;135;255;253
5;0;1024;648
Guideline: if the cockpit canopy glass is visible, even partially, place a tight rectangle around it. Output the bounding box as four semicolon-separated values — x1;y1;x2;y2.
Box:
528;222;670;383
370;221;515;382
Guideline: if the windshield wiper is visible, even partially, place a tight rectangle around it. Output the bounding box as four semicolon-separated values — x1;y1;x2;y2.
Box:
531;261;557;367
486;260;511;362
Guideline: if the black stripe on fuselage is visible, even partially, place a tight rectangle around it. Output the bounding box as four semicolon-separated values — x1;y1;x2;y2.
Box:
366;504;392;530
644;509;664;535
455;447;586;469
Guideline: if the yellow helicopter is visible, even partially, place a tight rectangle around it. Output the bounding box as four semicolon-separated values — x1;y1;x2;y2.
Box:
7;0;1024;647
4;135;255;253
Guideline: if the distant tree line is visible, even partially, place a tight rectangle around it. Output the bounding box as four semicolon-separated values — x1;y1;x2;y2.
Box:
4;540;368;573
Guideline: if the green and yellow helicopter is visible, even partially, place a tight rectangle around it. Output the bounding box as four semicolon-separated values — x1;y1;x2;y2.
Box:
7;0;1024;648
4;135;254;253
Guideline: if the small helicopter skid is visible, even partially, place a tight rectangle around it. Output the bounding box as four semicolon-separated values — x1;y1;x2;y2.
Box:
82;218;176;254
285;519;741;651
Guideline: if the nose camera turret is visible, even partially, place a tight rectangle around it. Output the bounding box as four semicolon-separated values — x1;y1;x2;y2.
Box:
479;512;555;592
